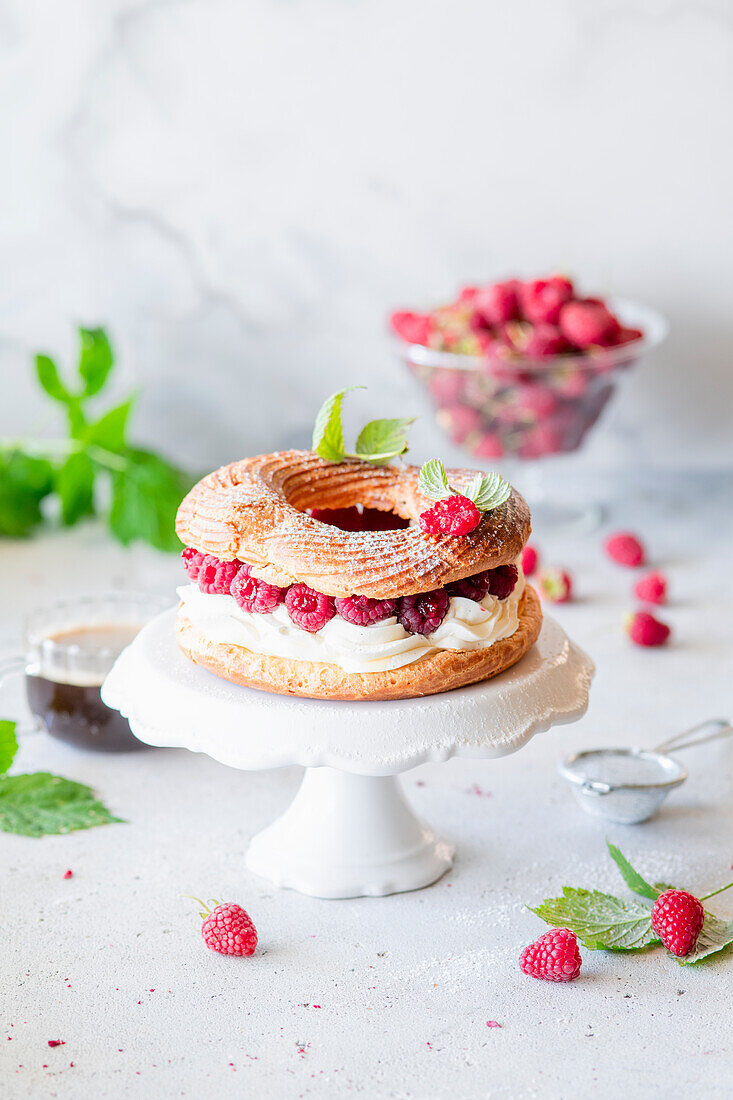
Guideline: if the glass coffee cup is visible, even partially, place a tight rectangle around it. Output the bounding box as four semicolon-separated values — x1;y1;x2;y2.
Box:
0;593;171;752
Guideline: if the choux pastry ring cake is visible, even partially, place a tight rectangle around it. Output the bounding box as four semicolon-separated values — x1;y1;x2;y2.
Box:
174;392;542;701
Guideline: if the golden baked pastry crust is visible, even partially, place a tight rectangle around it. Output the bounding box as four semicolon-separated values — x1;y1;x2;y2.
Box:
175;450;531;600
175;584;542;701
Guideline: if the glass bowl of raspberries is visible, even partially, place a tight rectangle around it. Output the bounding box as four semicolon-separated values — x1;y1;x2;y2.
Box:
391;275;667;531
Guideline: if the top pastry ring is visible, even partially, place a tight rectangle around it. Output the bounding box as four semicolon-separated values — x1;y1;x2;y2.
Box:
175;450;531;600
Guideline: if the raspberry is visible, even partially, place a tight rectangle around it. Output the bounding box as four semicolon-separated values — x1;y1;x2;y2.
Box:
470;430;504;459
537;567;572;603
523;324;570;360
651;889;705;957
560;300;620;348
397;589;450;635
334;594;397;626
390;310;433;346
519;928;582;982
605;531;645;567
488;564;519;599
197;555;241;595
419;495;481;537
448;570;491;602
634;570;667;605
231;570;283;614
612;326;643;346
627;610;671;647
436;404;483;444
201;902;258;957
198;557;241;595
519;277;574;325
285;584;336;633
512;382;559;419
520;544;539;576
181;547;205;581
474;280;520;326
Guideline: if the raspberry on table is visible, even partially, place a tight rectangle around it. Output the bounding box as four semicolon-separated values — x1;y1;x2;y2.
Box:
334;594;397;626
519;927;582;982
419;495;481;537
397;589;450;635
231;570;283;614
520;544;539;576
651;889;705;957
182;547;205;581
201;902;258;957
285;584;336;633
488;564;519;600
448;571;491;602
627;610;671;647
634;570;667;605
605;531;645;567
537;567;572;603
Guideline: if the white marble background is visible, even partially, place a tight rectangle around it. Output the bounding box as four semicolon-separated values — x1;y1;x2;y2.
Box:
2;0;732;473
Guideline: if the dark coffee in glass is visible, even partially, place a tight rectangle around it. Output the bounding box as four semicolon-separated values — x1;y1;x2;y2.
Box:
19;595;170;752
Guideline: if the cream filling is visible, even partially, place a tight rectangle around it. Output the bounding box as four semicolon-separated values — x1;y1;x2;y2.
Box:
178;566;525;675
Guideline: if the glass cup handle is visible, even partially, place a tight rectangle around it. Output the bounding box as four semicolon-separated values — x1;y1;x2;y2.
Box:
0;655;25;687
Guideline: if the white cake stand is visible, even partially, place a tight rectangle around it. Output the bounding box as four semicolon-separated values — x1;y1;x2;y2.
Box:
102;609;593;899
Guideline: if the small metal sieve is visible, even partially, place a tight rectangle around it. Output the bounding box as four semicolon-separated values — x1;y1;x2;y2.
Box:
559;718;733;824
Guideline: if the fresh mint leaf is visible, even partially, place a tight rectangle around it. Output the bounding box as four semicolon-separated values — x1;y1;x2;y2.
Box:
0;720;18;775
0;450;54;536
78;327;114;397
679;912;733;965
312;388;357;462
0;771;123;837
36;355;70;403
466;471;511;512
109;448;194;552
607;842;661;901
531;887;659;951
417;459;453;501
57;451;95;526
84;398;134;453
354;418;414;464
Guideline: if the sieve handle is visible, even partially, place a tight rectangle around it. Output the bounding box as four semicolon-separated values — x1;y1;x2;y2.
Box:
654;718;733;754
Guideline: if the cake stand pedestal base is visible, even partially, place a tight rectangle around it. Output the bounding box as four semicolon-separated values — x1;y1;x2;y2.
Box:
246;767;453;898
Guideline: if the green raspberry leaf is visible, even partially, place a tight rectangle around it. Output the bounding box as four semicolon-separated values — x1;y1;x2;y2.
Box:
531;887;659;951
84;397;135;453
312;388;359;463
36;354;71;403
0;771;123;837
56;451;96;526
606;842;662;901
676;911;733;966
354;417;415;465
0;720;18;775
78;327;114;398
0;450;55;537
109;448;194;552
417;459;453;501
465;471;511;512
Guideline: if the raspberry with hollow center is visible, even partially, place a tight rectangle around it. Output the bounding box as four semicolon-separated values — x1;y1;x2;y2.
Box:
201;902;258;957
651;889;705;957
627;610;671;647
519;927;582;982
537;567;572;603
198;555;242;595
182;547;205;581
488;564;519;599
397;589;450;635
231;569;283;614
448;571;491;602
419;495;481;537
334;594;397;626
285;584;336;633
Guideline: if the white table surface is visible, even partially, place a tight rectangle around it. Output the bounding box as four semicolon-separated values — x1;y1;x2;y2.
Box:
1;471;732;1100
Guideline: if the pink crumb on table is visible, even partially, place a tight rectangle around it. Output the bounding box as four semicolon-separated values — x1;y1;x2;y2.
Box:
486;1021;502;1028
62;870;73;879
47;1040;65;1048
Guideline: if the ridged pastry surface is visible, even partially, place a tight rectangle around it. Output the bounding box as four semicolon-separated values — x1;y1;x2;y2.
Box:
175;450;531;599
